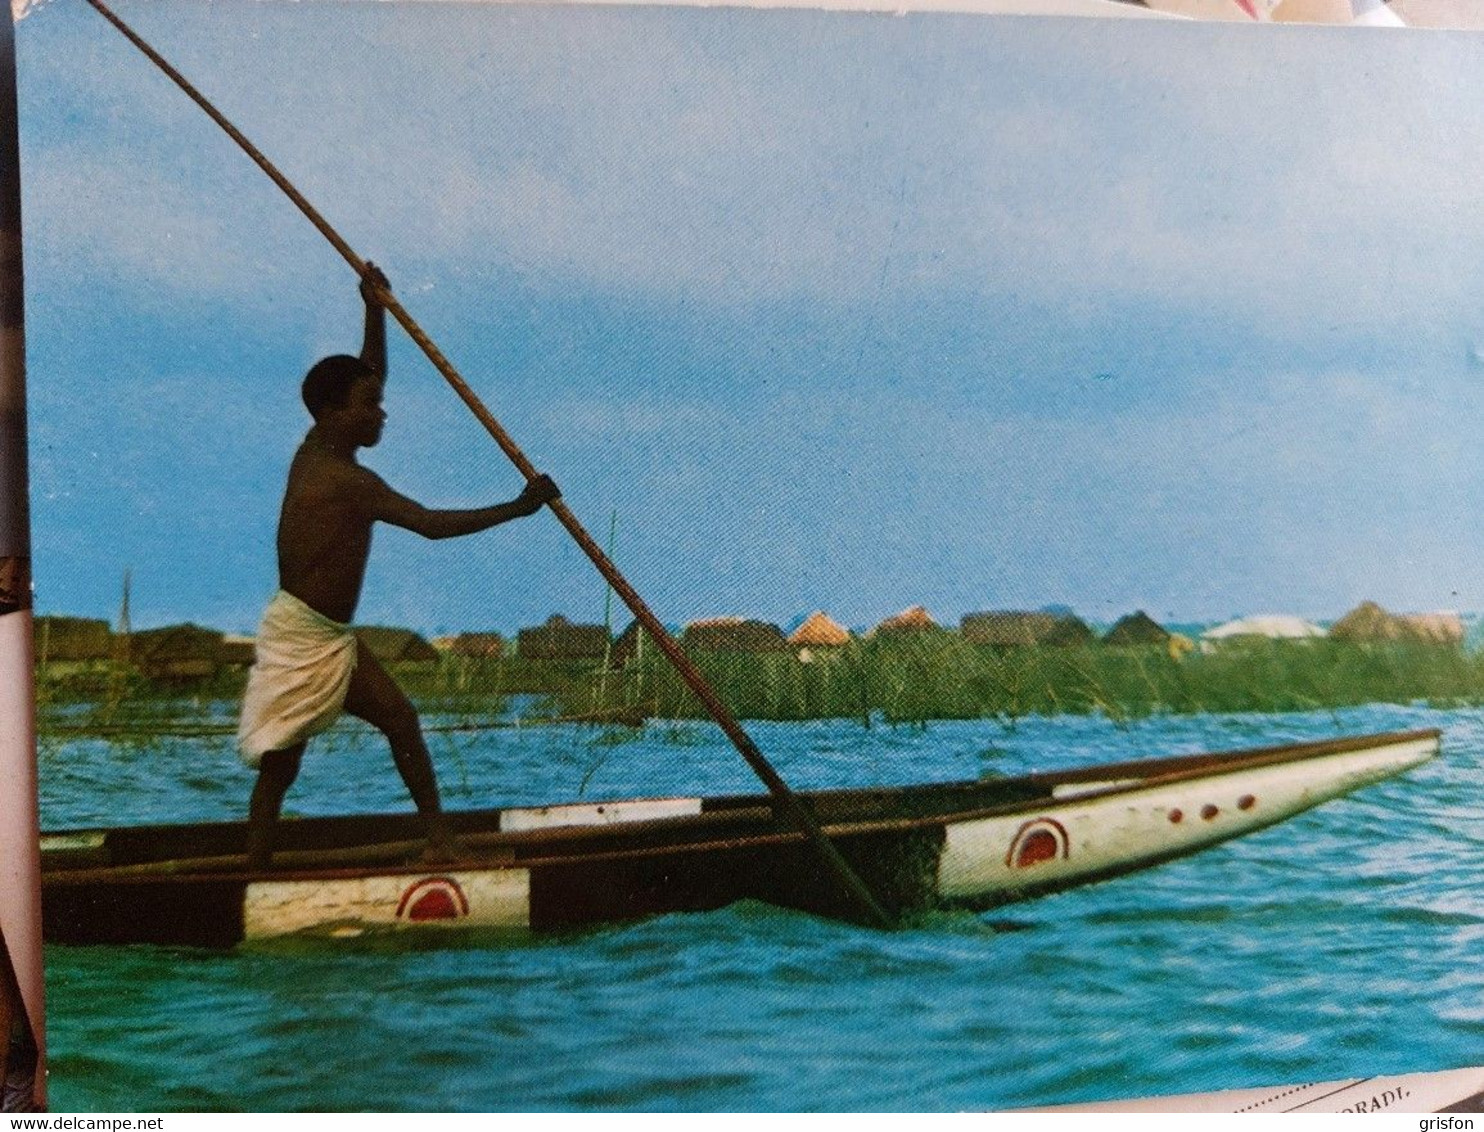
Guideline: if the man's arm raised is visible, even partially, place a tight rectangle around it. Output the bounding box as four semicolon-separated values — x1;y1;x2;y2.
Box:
358;262;390;379
351;468;561;540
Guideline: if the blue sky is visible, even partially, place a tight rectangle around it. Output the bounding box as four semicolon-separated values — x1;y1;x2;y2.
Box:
15;2;1484;635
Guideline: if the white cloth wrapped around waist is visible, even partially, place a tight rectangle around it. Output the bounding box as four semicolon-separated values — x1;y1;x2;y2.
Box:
237;590;358;766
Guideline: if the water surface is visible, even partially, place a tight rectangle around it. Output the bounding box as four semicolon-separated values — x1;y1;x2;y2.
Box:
39;705;1484;1110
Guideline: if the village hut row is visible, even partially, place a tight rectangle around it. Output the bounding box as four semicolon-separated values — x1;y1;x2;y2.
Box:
1197;604;1463;648
33;617;256;682
32;601;1467;682
513;602;1463;662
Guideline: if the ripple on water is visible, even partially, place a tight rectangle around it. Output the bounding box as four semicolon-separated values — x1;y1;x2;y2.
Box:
567;1072;756;1110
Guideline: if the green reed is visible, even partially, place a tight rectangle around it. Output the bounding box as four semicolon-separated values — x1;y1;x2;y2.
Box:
547;635;1484;726
36;634;1484;738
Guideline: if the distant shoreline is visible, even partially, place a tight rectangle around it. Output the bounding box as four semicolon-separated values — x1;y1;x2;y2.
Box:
33;632;1484;737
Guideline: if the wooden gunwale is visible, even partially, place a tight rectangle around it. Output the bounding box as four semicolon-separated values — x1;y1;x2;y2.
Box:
1013;726;1440;787
43;729;1438;888
43;805;778;884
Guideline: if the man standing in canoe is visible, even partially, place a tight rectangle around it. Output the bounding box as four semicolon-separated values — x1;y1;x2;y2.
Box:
238;264;560;867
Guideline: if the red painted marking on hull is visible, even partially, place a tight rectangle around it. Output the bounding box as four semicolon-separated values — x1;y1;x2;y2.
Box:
1007;817;1070;868
408;890;460;921
396;876;470;922
1016;830;1060;867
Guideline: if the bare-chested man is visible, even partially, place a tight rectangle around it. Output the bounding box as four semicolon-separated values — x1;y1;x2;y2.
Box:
237;264;559;867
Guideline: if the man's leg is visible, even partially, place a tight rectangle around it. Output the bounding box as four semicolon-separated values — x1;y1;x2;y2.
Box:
246;742;305;869
343;648;458;859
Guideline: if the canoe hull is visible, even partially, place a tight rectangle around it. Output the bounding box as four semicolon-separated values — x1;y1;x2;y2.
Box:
41;728;1440;944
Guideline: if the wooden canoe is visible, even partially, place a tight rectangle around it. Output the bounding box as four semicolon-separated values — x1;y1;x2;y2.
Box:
41;728;1439;945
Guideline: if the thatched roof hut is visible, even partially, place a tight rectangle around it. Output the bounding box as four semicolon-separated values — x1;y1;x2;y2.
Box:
131;623;225;680
1103;611;1171;647
1402;612;1464;646
516;615;610;661
442;632;506;660
1331;602;1462;646
1330;601;1401;642
962;610;1093;648
219;634;256;667
356;626;440;664
33;616;112;662
682;617;791;654
871;606;940;637
788;611;851;648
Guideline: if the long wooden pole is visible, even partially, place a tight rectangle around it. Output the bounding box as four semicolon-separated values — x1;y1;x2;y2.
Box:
83;0;890;927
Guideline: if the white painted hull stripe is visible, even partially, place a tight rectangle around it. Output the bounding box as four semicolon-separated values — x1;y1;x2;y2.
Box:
242;868;530;939
937;736;1435;901
500;796;703;832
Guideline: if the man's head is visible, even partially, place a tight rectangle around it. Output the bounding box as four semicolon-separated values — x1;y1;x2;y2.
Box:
302;355;385;447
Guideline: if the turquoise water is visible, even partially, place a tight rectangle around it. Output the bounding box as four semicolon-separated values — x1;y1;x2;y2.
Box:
38;705;1484;1111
